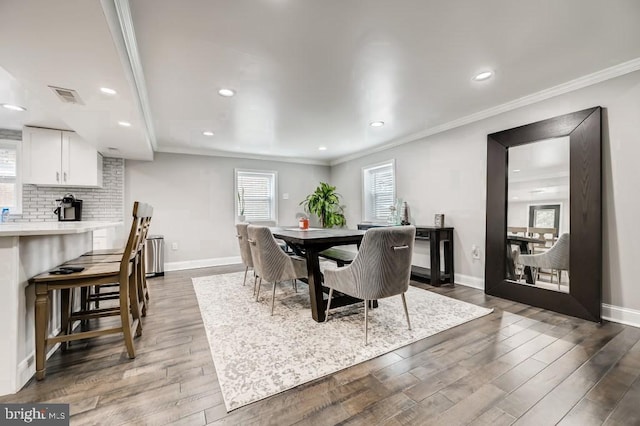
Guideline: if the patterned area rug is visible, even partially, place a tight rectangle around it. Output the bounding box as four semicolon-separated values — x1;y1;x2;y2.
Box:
192;271;492;412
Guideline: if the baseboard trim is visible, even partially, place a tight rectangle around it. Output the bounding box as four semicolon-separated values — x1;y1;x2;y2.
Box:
165;256;242;272
454;273;485;290
17;342;60;393
164;261;640;329
602;304;640;328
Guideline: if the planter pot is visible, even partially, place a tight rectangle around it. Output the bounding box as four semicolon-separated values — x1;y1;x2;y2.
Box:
237;215;246;223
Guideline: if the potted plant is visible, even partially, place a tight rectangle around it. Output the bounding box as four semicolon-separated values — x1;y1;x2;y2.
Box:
237;188;246;222
300;182;347;228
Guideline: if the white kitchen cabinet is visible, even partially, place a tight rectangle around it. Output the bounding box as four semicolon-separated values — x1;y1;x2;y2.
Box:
22;127;103;187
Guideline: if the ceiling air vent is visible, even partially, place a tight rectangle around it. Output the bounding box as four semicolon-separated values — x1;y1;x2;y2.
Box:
49;86;84;105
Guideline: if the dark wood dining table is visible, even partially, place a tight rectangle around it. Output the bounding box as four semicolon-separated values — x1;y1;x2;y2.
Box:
506;235;545;284
271;227;366;322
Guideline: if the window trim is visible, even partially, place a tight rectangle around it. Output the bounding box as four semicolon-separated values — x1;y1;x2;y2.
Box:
234;168;278;223
361;159;396;223
527;202;563;232
0;139;22;215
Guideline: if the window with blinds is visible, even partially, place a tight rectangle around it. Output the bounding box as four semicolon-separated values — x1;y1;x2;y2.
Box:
235;169;277;222
362;160;395;222
0;140;20;213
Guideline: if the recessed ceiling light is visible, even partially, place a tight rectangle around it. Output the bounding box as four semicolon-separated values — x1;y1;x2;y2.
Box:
218;88;235;97
512;196;519;200
118;121;131;127
203;131;214;136
1;103;26;111
100;87;117;95
318;146;327;151
473;71;493;81
370;121;385;127
512;169;521;173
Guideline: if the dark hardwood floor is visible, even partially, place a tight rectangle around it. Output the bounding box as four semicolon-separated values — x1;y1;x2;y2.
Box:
2;265;639;425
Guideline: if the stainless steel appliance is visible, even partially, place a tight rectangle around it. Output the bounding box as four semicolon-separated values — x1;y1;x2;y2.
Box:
145;235;165;277
53;193;82;221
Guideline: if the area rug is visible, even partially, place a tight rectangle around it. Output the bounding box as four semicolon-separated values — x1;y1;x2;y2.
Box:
192;271;492;412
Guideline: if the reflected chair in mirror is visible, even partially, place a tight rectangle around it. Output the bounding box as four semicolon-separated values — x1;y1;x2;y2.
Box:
518;233;570;290
527;227;558;252
507;226;528;276
507;226;527;236
247;225;307;315
235;223;255;287
324;226;416;345
527;226;559;281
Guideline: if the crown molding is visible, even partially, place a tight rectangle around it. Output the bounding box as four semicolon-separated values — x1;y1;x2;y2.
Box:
156;145;331;166
101;0;157;153
330;57;640;166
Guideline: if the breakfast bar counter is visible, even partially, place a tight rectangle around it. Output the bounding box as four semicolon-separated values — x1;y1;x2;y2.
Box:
0;221;122;396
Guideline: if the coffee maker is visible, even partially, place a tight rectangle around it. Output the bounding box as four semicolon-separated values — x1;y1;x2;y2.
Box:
54;194;83;221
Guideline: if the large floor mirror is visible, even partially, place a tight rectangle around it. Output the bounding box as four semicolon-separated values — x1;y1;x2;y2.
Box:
485;107;602;322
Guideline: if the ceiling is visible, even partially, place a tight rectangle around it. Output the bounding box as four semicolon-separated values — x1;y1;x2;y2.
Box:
508;137;570;203
1;1;640;164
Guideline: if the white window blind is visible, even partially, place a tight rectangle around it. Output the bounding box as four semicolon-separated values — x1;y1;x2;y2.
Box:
363;161;395;222
0;141;20;213
235;170;277;221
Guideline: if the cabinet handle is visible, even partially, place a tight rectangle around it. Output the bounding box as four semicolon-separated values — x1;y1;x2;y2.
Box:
63;172;67;182
56;172;60;182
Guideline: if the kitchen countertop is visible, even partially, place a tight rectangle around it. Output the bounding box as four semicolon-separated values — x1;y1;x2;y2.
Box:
0;221;123;237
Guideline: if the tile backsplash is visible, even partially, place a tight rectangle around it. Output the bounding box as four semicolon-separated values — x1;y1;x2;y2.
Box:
2;128;125;223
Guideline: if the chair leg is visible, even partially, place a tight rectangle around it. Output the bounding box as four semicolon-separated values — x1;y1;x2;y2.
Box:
271;281;278;315
255;277;262;301
243;266;249;286
401;293;412;331
293;279;298;293
557;270;562;290
364;299;369;345
120;276;137;358
35;284;49;380
325;288;334;322
60;288;70;351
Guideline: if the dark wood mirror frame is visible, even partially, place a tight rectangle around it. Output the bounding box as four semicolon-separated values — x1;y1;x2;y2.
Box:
485;107;602;322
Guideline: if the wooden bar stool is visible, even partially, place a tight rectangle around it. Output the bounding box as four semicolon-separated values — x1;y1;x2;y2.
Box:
30;201;152;380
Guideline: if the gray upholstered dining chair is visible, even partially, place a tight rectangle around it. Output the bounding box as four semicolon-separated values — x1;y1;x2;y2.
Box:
247;225;307;315
518;232;570;289
235;223;255;287
323;226;416;345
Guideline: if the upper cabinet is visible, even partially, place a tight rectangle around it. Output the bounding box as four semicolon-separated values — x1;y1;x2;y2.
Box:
22;127;103;187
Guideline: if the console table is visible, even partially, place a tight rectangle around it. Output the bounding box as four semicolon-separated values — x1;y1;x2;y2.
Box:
357;224;455;287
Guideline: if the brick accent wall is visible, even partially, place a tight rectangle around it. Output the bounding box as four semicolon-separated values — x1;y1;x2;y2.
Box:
1;128;125;223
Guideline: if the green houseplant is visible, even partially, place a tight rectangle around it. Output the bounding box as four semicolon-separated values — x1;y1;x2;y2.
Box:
300;182;347;228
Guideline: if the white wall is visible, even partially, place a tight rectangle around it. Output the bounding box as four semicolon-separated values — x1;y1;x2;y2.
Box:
123;71;640;316
125;152;330;267
331;70;640;312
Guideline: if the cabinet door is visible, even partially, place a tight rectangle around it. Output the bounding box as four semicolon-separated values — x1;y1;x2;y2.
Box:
62;132;101;186
21;127;62;185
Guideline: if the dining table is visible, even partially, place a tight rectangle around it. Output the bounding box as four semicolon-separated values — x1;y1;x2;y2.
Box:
271;227;366;322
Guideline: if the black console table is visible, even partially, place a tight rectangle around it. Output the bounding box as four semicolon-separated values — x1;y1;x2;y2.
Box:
357;224;455;287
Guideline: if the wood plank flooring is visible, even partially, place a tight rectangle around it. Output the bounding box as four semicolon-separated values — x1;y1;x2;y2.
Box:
1;265;639;425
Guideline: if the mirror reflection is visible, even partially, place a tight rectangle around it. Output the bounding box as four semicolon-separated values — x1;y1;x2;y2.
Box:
505;136;570;293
